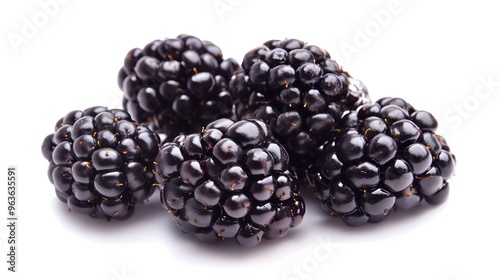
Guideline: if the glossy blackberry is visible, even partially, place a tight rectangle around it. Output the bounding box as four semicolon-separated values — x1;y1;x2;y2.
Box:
308;97;456;226
229;38;370;165
41;106;161;220
118;34;240;140
154;119;305;247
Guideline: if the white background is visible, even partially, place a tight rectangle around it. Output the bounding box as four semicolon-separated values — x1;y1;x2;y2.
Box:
1;0;499;280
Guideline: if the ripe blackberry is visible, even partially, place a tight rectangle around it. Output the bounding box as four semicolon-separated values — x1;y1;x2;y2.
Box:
41;106;161;220
308;97;456;226
154;118;305;247
118;34;241;139
229;38;370;164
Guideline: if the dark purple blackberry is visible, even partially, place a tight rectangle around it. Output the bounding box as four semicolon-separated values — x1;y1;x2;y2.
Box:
308;97;456;226
41;106;161;220
229;38;370;168
154;119;305;247
118;34;241;140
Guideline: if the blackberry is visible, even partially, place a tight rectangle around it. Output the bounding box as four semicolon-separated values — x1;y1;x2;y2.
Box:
229;38;370;165
41;106;161;220
308;97;456;226
118;34;241;140
154;119;305;247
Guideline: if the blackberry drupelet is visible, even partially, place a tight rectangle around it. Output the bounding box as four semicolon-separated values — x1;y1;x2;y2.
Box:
41;106;161;220
308;97;456;226
118;34;241;140
229;38;370;165
154;118;305;247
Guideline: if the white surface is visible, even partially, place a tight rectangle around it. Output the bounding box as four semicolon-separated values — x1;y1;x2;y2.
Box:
1;0;499;280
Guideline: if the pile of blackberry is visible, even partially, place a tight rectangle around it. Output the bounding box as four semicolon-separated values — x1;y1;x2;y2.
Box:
229;38;370;164
118;34;240;139
41;106;160;220
41;35;457;247
308;97;456;226
154;118;305;246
